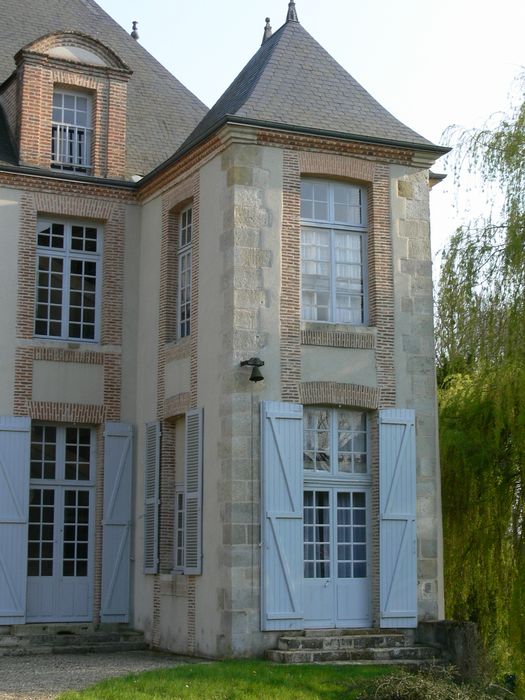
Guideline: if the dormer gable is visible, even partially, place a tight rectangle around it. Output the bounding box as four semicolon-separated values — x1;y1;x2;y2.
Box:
17;31;131;72
4;31;132;179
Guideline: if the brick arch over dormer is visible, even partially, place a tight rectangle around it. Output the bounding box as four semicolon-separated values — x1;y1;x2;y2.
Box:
18;31;130;72
13;31;131;179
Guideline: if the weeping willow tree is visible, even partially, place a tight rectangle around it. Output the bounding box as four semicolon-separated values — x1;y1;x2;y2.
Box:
436;76;525;690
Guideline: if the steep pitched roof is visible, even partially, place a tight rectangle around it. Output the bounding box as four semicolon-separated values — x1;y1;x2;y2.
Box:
0;0;207;177
179;16;440;157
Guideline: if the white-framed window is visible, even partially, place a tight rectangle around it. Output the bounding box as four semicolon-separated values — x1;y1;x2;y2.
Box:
178;206;192;339
301;179;367;324
51;90;92;173
303;407;368;476
34;219;101;342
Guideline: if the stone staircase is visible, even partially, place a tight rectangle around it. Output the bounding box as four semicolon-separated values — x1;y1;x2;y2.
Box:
266;628;443;666
0;623;148;656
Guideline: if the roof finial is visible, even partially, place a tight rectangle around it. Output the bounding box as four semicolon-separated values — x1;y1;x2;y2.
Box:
131;21;139;40
286;0;299;22
262;17;273;44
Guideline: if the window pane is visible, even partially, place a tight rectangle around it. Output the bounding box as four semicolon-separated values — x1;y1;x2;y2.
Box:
333;183;363;226
303;408;331;471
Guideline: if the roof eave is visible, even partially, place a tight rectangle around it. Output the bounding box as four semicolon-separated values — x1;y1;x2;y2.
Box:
0;163;137;188
139;115;450;188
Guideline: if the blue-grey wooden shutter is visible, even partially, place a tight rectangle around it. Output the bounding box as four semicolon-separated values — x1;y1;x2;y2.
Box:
101;422;133;622
379;409;417;628
184;408;203;575
0;416;30;624
261;401;304;631
144;422;161;574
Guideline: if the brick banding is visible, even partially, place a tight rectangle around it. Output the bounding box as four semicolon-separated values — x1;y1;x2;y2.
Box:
164;392;191;418
165;339;191;363
33;347;105;364
298;381;380;409
27;401;105;423
301;327;376;349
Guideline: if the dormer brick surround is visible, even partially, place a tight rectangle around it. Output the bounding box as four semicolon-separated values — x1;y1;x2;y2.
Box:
10;32;131;179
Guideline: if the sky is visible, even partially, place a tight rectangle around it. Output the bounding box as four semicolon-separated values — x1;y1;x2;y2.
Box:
98;0;524;274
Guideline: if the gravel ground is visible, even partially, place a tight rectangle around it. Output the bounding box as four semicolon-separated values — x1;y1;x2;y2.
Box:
0;650;202;700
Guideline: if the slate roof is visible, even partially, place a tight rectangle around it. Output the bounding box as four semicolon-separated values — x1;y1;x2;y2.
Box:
0;0;207;177
0;107;16;167
178;17;442;157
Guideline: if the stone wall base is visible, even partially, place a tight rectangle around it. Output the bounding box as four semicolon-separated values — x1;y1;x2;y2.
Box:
417;620;480;680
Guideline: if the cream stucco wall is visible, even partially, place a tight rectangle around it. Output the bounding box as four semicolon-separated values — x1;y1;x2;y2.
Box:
132;194;163;637
0;189;20;414
121;204;141;426
165;357;190;398
32;360;103;404
301;346;377;387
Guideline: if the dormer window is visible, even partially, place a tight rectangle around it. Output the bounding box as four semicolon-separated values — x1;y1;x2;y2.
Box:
51;90;92;173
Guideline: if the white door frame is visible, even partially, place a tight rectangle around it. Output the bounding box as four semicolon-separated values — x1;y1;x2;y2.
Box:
26;424;96;623
303;483;372;628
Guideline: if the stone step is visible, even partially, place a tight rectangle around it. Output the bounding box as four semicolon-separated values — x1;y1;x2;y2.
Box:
17;632;143;647
278;633;407;651
266;645;441;664
10;623;125;636
301;627;415;640
0;624;147;656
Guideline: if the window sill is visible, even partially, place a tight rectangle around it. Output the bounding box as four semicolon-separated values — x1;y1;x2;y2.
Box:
165;336;191;362
301;322;376;350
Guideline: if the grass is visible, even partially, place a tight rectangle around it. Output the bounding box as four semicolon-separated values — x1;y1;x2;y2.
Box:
57;659;398;700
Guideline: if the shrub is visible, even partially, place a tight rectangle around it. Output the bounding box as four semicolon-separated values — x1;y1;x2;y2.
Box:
356;666;517;700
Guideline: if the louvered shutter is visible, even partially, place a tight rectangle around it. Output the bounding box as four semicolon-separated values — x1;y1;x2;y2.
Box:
101;422;133;622
144;422;160;574
379;409;417;628
184;408;203;575
0;417;30;624
261;401;304;631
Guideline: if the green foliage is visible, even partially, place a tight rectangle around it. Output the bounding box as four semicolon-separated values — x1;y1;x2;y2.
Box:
437;73;525;695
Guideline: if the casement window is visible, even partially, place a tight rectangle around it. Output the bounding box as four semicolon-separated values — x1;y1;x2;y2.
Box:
28;425;95;579
34;219;101;342
302;407;370;592
303;407;368;476
178;206;192;339
301;180;367;324
51;90;92;173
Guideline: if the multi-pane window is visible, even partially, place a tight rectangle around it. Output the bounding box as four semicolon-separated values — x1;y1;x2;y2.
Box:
336;491;367;579
28;425;94;578
178;206;192;339
303;408;368;475
304;490;330;578
35;219;101;341
51;91;92;172
303;490;368;579
301;180;367;324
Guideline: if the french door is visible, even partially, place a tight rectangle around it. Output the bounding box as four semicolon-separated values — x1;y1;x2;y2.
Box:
26;425;95;622
303;487;371;628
